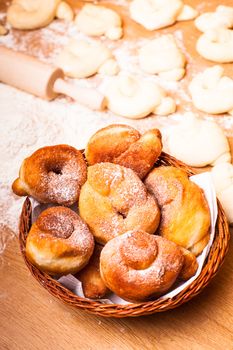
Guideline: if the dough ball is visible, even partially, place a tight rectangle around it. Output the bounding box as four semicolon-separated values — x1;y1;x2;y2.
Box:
211;163;233;224
75;4;123;40
104;75;176;119
196;28;233;63
195;5;233;32
163;113;231;167
7;0;60;30
56;39;118;78
139;34;186;81
129;0;197;31
189;65;233;115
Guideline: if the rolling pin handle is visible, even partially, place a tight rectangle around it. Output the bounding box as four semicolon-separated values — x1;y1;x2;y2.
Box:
53;78;106;111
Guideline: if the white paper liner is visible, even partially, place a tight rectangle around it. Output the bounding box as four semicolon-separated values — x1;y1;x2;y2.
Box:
31;172;217;305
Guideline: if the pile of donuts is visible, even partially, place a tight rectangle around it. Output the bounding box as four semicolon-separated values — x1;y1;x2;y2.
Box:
12;124;211;302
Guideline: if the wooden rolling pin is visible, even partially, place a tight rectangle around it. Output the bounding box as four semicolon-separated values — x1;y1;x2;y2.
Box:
0;46;106;110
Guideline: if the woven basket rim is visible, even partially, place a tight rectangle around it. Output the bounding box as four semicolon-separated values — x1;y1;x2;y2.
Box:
18;152;230;317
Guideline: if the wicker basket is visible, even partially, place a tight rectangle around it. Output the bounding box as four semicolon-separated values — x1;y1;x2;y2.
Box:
18;152;230;318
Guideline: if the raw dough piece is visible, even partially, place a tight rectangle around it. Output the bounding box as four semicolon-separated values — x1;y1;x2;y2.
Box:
196;28;233;63
211;163;233;224
139;34;186;81
75;4;123;40
195;5;233;32
97;59;119;76
189;66;233;115
163;113;231;167
176;4;198;21
129;0;197;31
56;1;74;22
7;0;60;30
105;75;176;119
56;39;119;79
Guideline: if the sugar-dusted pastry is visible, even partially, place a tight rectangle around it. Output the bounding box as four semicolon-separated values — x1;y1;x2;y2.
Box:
56;39;119;79
105;75;176;119
145;166;210;256
129;0;198;31
196;28;233;63
76;244;109;299
100;230;184;302
7;0;60;30
26;207;94;275
189;66;233;115
163;113;231;167
85;124;162;179
139;35;186;81
12;145;87;206
211;162;233;224
79;163;160;244
195;5;233;32
75;4;123;40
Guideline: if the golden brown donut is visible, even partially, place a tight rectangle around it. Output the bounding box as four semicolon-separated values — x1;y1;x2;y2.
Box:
26;206;94;275
145;166;211;256
76;244;109;299
79;162;160;244
100;230;184;302
179;247;198;281
12;144;87;206
85;124;162;178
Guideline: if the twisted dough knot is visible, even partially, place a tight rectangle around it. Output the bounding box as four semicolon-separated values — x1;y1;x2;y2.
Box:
189;65;233;115
12;145;87;206
7;0;60;30
120;230;158;270
79;163;160;244
85;124;162;179
36;206;75;239
139;34;186;81
145;166;210;256
75;4;123;40
26;207;94;275
196;28;233;63
100;230;184;302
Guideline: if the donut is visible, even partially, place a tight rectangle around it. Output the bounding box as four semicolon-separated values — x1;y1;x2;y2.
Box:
12;144;87;206
100;230;184;302
145;166;210;256
85;124;162;179
76;244;109;299
79;162;160;244
26;206;94;275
